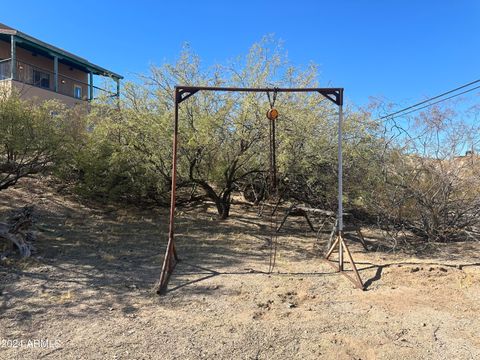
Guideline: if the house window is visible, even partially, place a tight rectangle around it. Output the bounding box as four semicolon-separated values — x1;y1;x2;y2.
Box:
33;69;50;89
74;85;82;99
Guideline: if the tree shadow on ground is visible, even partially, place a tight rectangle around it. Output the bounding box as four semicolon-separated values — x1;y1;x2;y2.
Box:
2;198;338;322
2;188;478;324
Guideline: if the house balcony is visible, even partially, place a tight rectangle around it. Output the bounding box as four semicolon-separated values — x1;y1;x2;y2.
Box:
0;58;117;103
0;24;122;106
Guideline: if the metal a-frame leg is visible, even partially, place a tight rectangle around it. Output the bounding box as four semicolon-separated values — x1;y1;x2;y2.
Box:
303;212;316;232
276;204;295;233
356;228;369;251
324;231;364;290
326;218;369;252
276;204;317;234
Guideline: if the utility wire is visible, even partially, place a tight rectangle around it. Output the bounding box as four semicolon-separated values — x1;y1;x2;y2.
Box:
389;84;480;119
376;78;480;121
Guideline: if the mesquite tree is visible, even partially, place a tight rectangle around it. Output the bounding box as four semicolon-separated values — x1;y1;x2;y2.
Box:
70;39;383;219
0;93;78;191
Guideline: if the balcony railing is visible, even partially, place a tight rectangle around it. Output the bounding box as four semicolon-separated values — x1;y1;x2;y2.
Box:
0;58;117;100
0;59;10;81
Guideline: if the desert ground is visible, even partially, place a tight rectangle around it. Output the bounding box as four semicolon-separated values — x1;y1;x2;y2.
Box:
0;178;479;360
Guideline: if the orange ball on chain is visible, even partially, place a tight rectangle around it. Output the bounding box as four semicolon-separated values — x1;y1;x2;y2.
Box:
266;108;279;120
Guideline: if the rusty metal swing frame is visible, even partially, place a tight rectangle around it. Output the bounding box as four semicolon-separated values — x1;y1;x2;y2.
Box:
156;85;364;295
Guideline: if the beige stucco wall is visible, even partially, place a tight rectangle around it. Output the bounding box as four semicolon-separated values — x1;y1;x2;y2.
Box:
57;62;88;99
0;79;85;107
0;38;89;101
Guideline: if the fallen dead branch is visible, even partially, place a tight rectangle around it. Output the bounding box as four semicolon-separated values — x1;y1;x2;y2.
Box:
0;206;36;257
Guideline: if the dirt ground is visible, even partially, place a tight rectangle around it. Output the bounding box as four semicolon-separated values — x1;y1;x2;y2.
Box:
0;178;479;360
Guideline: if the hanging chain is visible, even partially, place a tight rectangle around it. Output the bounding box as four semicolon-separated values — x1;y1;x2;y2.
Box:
266;88;278;109
267;88;279;273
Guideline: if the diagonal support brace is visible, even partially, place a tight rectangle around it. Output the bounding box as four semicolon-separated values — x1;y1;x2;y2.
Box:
177;88;199;103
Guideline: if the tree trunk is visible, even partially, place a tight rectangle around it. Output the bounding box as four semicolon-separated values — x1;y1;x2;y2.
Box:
214;199;231;219
194;179;233;219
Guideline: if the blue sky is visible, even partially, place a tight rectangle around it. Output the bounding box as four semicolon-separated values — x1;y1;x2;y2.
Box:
2;1;479;109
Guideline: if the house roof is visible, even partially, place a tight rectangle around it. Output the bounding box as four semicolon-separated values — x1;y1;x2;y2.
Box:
0;23;123;80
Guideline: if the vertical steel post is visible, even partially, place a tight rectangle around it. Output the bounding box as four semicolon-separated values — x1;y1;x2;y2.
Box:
338;104;344;232
157;88;179;293
337;102;344;271
53;56;58;92
10;35;16;80
168;90;179;255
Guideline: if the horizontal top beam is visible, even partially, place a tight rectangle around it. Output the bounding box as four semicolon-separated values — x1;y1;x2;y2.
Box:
175;86;343;106
176;86;342;92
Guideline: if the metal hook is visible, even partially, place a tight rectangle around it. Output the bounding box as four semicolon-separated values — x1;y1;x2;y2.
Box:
267;87;278;109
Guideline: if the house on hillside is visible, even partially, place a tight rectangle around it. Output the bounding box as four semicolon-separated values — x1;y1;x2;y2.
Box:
0;23;122;106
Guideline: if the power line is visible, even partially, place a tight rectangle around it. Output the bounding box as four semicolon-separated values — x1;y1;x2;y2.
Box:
376;78;480;121
390;84;480;119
